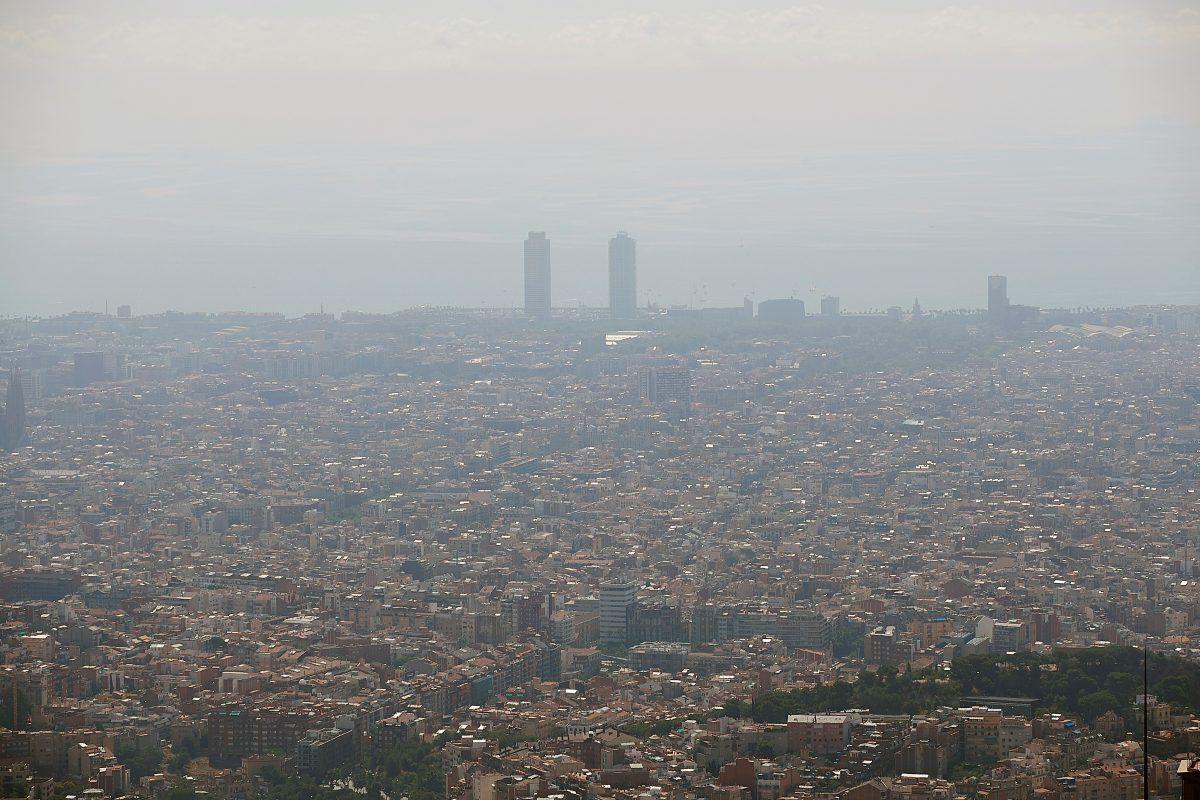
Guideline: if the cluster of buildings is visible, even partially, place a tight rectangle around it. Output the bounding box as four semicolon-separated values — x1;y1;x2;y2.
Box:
0;292;1197;798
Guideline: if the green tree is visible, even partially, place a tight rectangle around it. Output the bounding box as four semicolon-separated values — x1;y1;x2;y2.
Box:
116;742;164;782
1078;690;1121;721
1105;672;1139;706
168;750;191;774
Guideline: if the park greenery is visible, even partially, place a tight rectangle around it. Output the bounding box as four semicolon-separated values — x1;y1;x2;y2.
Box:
257;737;444;800
726;647;1200;724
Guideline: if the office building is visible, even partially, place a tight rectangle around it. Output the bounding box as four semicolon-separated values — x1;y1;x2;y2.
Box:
599;578;636;645
524;231;551;319
820;296;840;316
988;275;1008;322
609;232;637;320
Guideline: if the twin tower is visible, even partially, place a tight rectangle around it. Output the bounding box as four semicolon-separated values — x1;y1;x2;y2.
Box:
524;231;637;320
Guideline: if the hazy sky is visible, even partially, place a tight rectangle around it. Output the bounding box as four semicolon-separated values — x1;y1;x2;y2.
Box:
2;0;1198;315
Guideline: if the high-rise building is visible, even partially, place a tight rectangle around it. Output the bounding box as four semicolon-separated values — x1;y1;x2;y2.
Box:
988;275;1008;322
0;370;26;454
608;232;637;320
821;296;840;316
523;231;551;319
599;578;636;645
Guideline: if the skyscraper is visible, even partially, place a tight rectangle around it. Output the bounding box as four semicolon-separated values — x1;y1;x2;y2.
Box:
523;231;551;319
988;275;1008;322
821;296;840;316
0;369;26;454
608;232;637;320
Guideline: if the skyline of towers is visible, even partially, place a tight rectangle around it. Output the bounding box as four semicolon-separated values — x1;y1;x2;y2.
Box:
608;231;637;320
519;234;1013;321
523;231;551;319
522;230;639;319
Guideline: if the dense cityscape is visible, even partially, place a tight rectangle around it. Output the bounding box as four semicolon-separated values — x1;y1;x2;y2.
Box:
0;245;1198;800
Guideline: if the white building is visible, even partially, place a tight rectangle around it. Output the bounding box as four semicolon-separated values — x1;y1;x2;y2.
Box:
599;578;635;645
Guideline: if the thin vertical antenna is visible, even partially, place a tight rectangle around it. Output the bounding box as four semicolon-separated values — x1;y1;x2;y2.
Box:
1143;643;1149;800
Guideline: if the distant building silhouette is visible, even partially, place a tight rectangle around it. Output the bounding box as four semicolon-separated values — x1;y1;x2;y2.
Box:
73;352;106;386
758;298;806;325
821;296;840;316
523;231;551;319
609;232;637;320
0;370;26;453
988;275;1008;322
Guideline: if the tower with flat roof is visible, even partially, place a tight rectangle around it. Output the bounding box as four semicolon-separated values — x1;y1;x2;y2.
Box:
524;231;551;319
608;232;637;320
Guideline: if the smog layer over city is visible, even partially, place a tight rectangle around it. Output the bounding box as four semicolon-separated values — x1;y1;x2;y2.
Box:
1;2;1199;800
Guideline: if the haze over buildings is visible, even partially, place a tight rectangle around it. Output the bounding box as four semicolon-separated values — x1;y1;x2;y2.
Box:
2;1;1198;314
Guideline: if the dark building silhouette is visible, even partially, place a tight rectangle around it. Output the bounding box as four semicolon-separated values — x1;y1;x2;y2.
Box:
757;298;806;325
73;352;106;386
988;275;1008;323
0;370;25;453
608;231;637;320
